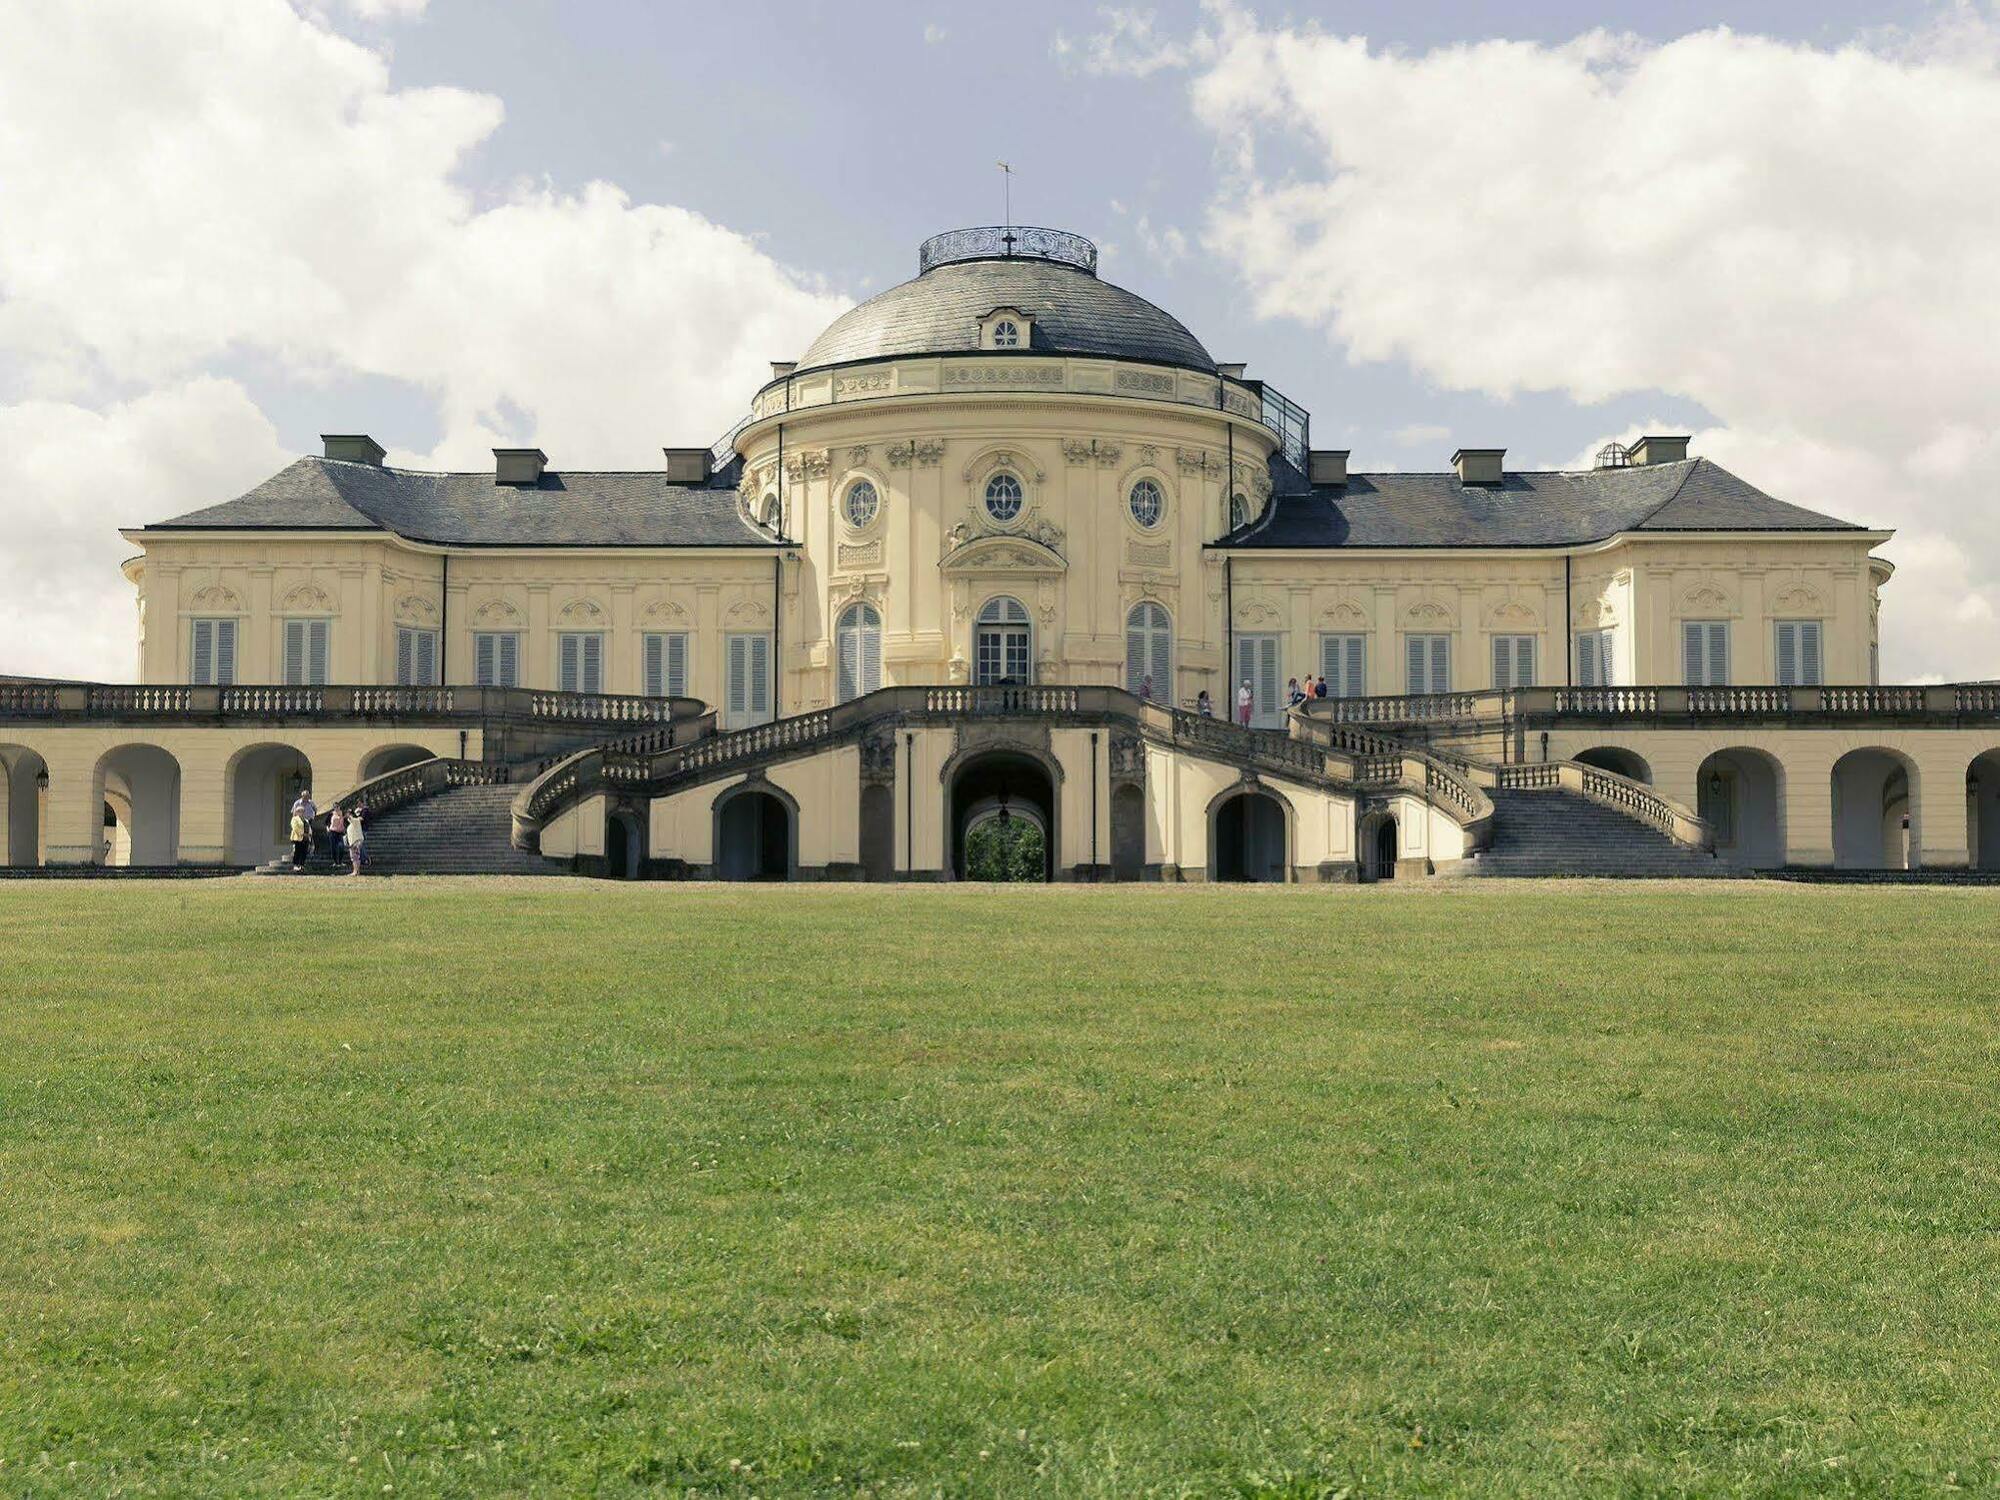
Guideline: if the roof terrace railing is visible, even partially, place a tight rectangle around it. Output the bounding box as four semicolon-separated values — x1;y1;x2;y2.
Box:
0;680;704;728
918;226;1099;275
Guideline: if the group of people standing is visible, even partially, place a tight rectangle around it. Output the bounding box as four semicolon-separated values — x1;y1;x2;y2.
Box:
287;790;369;875
1191;674;1334;727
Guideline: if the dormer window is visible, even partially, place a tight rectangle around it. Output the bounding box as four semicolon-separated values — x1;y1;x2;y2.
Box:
979;306;1033;350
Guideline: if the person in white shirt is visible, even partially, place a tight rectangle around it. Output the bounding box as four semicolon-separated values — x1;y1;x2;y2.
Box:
1236;680;1254;727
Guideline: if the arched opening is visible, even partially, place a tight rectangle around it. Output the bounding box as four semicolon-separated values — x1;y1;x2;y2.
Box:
714;785;793;881
1831;747;1920;870
835;602;882;703
1211;787;1288;883
1967;751;2000;871
1360;812;1400;882
226;743;314;867
92;744;181;866
0;745;49;866
1125;601;1171;703
1573;746;1653;784
1695;748;1786;868
859;782;895;880
974;596;1033;685
358;743;437;785
605;808;644;879
1110;782;1146;880
950;751;1056;881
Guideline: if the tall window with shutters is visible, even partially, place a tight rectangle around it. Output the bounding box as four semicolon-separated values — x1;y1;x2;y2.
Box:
1682;621;1730;686
282;618;330;686
835;604;882;703
474;632;520;688
189;618;237;686
1491;634;1536;689
557;632;603;695
643;632;688;698
1319;634;1366;698
1405;634;1450;694
1774;620;1823;687
1124;602;1171;701
395;627;438;686
725;633;773;727
1576;629;1615;687
1233;633;1282;727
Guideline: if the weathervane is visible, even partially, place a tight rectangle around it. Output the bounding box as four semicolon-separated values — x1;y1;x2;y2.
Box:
998;161;1016;254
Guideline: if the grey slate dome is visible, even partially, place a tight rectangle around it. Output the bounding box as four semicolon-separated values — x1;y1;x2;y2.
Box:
795;227;1215;374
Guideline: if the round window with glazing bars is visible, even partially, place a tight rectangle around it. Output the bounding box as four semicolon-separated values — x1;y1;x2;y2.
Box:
843;479;879;529
1129;477;1165;529
984;473;1023;523
992;320;1019;348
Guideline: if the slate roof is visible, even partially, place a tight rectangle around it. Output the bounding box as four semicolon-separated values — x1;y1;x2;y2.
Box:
797;257;1215;373
140;458;780;548
1216;458;1869;550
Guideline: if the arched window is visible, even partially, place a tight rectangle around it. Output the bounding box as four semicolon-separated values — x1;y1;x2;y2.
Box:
1125;602;1171;701
992;320;1020;348
835;602;882;703
1229;492;1248;531
975;595;1032;685
842;479;879;529
984;472;1023;523
759;493;780;530
1128;477;1164;529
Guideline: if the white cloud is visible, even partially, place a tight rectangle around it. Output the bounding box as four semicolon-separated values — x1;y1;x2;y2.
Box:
1055;6;1216;77
1132;214;1188;269
0;381;291;682
1392;422;1450;448
1178;11;2000;681
923;22;948;46
0;0;848;677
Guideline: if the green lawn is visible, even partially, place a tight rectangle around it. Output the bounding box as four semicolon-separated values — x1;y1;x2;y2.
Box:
3;880;1998;1498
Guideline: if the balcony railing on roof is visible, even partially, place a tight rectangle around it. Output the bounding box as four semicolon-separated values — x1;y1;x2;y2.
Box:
918;226;1098;276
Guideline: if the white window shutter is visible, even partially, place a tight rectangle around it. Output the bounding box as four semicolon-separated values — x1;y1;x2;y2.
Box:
1434;637;1450;693
644;635;665;697
498;633;518;687
1492;636;1510;690
1801;622;1821;686
416;631;436;685
1344;637;1364;698
1406;635;1425;695
667;633;687;697
582;634;602;694
308;619;328;685
559;634;579;692
1126;615;1145;695
1709;623;1729;686
283;620;303;685
475;633;494;686
862;616;881;696
1578;633;1597;687
750;635;770;717
1256;638;1278;721
727;635;748;719
1776;622;1797;686
1683;623;1703;685
396;628;414;685
191;620;213;685
838;617;860;702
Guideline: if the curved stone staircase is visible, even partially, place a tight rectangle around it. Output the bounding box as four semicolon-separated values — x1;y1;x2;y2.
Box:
1469;787;1725;877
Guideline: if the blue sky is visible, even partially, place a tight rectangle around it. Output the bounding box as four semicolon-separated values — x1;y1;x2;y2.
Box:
2;0;1996;681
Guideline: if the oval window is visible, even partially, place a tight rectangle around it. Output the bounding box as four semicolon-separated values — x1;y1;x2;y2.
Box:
1129;477;1164;529
843;480;879;529
984;473;1023;523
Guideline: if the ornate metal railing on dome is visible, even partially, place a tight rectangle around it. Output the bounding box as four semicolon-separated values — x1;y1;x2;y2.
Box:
918;226;1099;276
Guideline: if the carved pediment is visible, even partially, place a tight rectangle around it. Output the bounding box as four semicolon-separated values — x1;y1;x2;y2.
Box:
1680;582;1734;614
188;583;243;612
470;598;525;628
1319;600;1369;629
940;534;1068;576
1486;598;1540;627
393;592;439;627
725;598;771;624
1405;599;1455;625
638;598;689;629
278;583;336;615
555;597;606;627
1770;583;1826;615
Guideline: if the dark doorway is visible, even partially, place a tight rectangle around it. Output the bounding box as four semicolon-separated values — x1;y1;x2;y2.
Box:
950;752;1055;881
1370;817;1399;881
1111;783;1146;880
860;783;895;880
606;810;643;879
716;789;792;880
1213;790;1287;882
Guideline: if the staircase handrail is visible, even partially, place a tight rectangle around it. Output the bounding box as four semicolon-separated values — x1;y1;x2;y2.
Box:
1493;759;1713;851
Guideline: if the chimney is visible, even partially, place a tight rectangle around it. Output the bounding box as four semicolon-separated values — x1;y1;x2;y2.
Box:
1216;362;1247;380
1452;447;1505;485
769;361;797;381
493;448;548;486
1308;449;1350;486
322;433;385;466
662;447;713;484
1629;434;1690;466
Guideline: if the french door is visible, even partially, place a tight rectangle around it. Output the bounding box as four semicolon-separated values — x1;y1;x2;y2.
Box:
1233;633;1282;727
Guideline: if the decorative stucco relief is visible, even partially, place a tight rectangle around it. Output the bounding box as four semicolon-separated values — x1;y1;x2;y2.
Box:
393;593;439;627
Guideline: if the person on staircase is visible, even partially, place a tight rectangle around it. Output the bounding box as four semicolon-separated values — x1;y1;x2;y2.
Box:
1196;688;1213;718
325;805;347;866
1237;679;1254;727
346;807;366;876
289;809;310;872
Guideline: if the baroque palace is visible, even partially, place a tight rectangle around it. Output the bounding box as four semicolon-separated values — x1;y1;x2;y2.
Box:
4;225;1998;880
